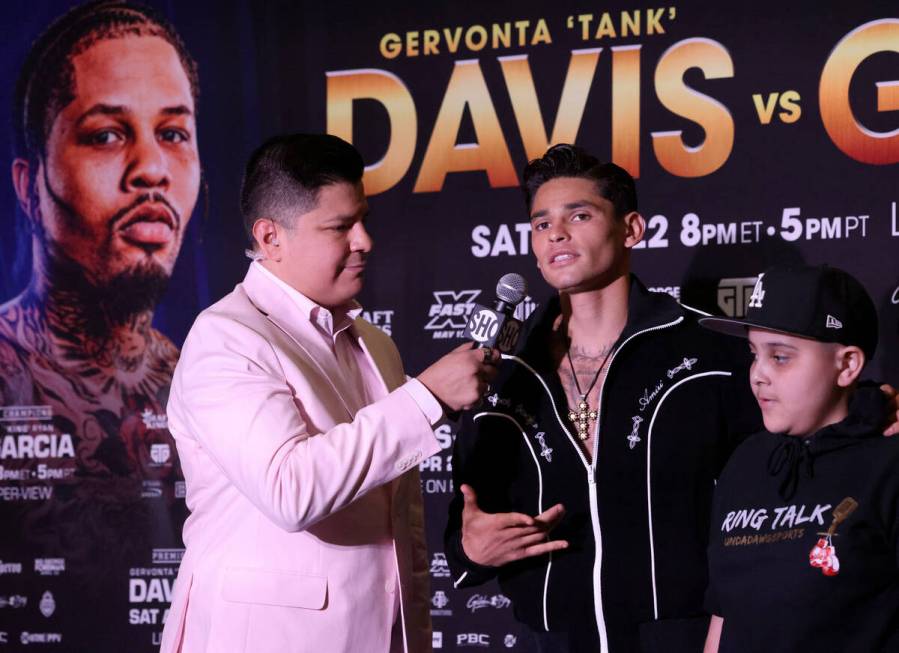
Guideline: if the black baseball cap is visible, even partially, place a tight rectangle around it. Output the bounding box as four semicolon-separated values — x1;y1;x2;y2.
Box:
700;264;878;359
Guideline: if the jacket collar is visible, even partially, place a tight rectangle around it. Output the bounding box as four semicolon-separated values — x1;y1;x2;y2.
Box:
620;275;685;339
517;274;685;369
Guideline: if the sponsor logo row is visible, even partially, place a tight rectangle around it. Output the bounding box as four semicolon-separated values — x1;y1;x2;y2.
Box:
431;590;511;616
0;548;184;576
0;590;56;618
139;479;187;500
0;559;64;577
419;276;897;343
0;549;182;578
425;290;536;340
385;276;899;345
0;480;187;501
433;631;519;649
0;631;64;646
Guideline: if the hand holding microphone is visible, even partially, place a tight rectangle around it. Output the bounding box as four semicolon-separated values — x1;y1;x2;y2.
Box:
418;344;499;412
417;273;528;412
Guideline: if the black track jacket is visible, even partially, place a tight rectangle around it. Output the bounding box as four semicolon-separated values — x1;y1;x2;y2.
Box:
445;275;760;653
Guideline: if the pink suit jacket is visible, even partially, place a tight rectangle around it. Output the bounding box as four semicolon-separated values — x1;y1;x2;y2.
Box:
159;264;440;653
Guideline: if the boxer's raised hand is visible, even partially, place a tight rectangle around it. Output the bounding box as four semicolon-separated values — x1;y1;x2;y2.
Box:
460;484;568;567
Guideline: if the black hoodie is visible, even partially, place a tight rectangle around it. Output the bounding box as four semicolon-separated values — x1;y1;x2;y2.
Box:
707;386;899;652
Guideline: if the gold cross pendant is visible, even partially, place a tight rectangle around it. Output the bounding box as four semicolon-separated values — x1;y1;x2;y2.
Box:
568;400;597;441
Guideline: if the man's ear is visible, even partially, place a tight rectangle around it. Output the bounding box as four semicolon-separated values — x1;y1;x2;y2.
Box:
12;158;35;218
835;345;865;388
622;211;645;249
251;218;282;262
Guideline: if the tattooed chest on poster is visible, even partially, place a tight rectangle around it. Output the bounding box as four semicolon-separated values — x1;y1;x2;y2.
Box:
1;334;179;485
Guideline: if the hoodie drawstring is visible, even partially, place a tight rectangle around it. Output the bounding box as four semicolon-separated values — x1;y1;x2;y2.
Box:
767;437;815;501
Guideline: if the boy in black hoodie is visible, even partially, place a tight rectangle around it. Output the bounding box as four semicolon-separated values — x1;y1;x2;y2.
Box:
699;264;899;653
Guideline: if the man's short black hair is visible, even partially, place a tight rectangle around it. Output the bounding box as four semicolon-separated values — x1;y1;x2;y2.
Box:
522;144;638;218
240;133;364;240
13;0;199;167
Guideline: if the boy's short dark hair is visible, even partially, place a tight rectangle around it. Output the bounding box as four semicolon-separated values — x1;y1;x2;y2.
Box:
522;144;638;217
239;133;364;239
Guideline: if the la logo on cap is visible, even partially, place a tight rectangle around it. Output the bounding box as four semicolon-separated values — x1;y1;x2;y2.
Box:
748;274;766;308
826;315;843;329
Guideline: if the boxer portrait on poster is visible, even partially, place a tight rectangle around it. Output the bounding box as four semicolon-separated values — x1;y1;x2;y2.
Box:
2;1;199;484
0;1;199;644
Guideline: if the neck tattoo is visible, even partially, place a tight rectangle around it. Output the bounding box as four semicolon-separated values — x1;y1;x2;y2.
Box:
566;344;616;441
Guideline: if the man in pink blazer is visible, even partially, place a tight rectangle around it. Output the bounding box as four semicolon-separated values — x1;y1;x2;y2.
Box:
160;134;495;653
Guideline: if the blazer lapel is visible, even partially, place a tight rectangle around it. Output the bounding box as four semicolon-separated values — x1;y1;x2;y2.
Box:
354;321;413;501
354;324;392;399
239;265;354;420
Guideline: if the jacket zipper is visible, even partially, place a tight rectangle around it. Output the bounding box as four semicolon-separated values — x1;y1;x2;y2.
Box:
587;316;684;653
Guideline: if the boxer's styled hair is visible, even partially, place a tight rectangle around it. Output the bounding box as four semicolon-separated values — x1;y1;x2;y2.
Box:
240;133;364;239
522;144;638;218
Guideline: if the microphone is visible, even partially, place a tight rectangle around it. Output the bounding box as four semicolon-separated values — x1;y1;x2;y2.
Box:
463;273;528;353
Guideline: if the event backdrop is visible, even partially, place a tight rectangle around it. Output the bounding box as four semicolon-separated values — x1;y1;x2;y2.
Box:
1;1;896;650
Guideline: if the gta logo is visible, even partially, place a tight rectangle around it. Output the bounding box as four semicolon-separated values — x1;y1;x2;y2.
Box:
717;277;759;317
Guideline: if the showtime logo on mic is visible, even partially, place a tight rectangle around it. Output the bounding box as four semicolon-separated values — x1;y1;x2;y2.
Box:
463;307;521;353
467;309;501;342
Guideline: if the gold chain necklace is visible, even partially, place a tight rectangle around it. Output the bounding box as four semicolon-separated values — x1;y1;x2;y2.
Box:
566;345;615;441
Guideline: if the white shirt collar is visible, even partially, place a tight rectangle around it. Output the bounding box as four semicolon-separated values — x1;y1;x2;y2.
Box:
252;261;362;337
